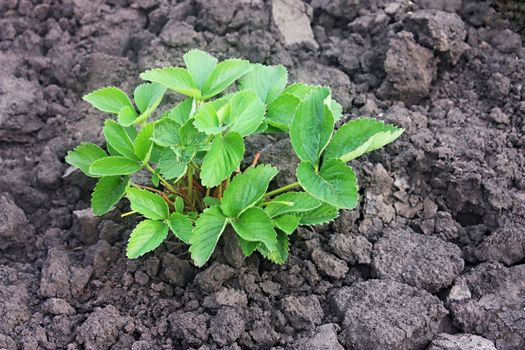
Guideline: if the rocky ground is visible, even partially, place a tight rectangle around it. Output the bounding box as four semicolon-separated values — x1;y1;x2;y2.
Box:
1;0;524;349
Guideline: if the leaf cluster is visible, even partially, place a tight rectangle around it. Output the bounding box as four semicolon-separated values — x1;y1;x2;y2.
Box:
66;49;404;266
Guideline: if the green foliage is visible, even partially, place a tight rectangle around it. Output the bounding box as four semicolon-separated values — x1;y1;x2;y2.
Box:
221;165;278;217
91;176;129;215
200;132;244;187
69;49;404;267
324;117;404;162
290;87;334;165
65;143;107;177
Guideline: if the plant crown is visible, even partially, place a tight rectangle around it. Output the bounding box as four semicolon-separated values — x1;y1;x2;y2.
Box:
66;49;403;266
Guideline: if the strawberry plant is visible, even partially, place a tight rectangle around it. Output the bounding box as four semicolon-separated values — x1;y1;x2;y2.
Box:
66;49;403;267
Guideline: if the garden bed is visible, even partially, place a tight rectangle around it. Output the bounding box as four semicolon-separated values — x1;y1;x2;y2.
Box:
0;0;524;349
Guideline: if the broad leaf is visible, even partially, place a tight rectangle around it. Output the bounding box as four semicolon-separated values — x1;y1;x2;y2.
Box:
117;106;139;127
91;176;128;216
158;148;187;180
202;59;252;99
126;187;169;220
175;196;184;213
225;91;266;137
140;67;201;98
65;143;107;177
152;118;180;147
299;203;339;225
238;64;288;104
257;230;289;264
133;123;154;161
89;156;142;176
238;237;258;257
200;132;244;187
290;87;334;165
203;196;220;207
296;159;358;209
133;83;166;123
324;118;404;162
127;220;169;259
168;212;193;244
103;120;137;160
330;100;343;122
179;119;207;147
266;93;300;131
283;82;315;99
193;103;226;135
273;215;301;235
221;165;278;218
166;98;194;125
189;206;228;267
264;192;322;218
183;49;218;90
84;86;135;114
231;207;277;251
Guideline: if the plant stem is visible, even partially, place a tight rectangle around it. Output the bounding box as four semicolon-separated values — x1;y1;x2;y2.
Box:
187;165;194;205
263;182;300;198
250;151;261;167
121;210;137;218
144;164;177;194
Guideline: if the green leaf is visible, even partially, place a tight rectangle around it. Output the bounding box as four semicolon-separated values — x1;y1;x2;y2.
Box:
231;207;277;251
283;82;315;99
179;119;207;147
221;164;278;218
158;148;187;180
126;187;169;220
200;132;245;187
91;176;129;216
290;87;334;165
299;203;339;225
166;98;194;125
189;206;228;267
133;123;154;161
89;156;143;176
296;159;358;209
134;83;167;114
151;173;160;187
238;64;288;104
224;91;266;137
83;86;135;114
202;59;252;99
183;49;218;90
193;103;226;135
117;106;140;127
65;143;107;177
273;215;301;235
168;212;193;244
264;192;322;218
103;120;138;160
257;230;289;264
140;67;201;99
150;144;164;163
330;100;343;122
238;237;258;257
324;118;404;162
127;220;169;259
175;196;184;213
152;118;181;147
203;196;220;207
266;93;300;131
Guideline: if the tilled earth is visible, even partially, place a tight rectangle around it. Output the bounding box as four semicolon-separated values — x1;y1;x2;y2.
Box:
1;0;524;349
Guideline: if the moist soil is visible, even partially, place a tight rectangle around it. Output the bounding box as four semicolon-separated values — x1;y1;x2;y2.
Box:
1;0;525;349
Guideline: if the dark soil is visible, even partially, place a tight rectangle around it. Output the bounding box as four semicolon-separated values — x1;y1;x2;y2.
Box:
1;0;524;349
